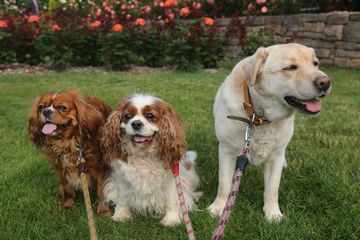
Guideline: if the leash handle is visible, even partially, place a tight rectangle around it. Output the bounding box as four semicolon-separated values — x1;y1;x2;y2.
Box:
212;152;249;240
172;162;196;240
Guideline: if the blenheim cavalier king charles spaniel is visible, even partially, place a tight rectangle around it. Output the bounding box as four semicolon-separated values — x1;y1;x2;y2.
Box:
102;94;201;226
28;90;111;215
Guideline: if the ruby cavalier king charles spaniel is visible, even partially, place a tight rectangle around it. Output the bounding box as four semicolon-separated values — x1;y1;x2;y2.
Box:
28;90;111;215
102;94;201;226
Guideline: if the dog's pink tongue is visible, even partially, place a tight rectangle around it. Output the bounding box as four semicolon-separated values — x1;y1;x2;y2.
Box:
42;123;57;135
302;99;321;113
134;135;152;143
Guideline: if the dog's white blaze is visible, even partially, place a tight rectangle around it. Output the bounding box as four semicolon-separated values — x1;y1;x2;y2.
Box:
130;94;162;109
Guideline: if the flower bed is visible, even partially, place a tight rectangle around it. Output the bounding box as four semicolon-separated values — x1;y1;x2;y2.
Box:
0;0;258;70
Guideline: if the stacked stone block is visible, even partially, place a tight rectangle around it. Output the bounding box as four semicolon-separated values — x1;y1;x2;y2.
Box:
223;12;360;68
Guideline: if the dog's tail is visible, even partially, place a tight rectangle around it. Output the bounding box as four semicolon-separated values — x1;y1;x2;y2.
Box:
184;151;197;170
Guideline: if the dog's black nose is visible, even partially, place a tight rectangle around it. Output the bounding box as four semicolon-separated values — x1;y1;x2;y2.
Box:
42;109;53;117
314;76;331;92
131;120;143;131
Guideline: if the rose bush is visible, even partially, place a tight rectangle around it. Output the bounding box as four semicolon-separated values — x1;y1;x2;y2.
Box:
0;0;249;70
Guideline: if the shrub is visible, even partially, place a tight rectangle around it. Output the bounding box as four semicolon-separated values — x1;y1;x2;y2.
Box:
169;25;200;71
101;30;137;70
71;31;103;67
134;26;169;68
0;0;248;70
0;31;16;64
242;28;275;56
198;23;226;68
34;30;73;70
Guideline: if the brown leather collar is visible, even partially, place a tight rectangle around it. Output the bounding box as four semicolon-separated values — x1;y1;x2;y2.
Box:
243;79;270;126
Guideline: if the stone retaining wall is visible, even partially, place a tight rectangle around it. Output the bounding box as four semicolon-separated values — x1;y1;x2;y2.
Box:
223;11;360;68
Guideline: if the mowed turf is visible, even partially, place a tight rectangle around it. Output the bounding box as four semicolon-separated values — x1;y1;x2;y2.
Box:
0;66;359;240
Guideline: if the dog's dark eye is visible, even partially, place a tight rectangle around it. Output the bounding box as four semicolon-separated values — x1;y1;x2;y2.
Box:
283;65;298;71
38;104;45;111
124;114;133;121
146;113;155;120
57;105;67;112
314;61;319;66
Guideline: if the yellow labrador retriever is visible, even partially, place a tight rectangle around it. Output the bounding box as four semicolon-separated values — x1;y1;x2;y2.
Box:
208;43;331;221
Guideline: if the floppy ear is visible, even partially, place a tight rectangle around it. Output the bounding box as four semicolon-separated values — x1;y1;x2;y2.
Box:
101;97;129;162
158;102;186;169
309;47;320;63
28;96;44;147
74;96;105;141
249;47;269;86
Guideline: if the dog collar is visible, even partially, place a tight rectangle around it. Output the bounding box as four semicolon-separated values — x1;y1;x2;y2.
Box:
243;79;270;126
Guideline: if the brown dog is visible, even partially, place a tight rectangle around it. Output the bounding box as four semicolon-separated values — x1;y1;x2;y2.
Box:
28;90;111;215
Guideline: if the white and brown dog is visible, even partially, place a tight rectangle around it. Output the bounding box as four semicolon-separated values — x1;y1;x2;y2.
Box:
208;43;331;221
102;94;201;226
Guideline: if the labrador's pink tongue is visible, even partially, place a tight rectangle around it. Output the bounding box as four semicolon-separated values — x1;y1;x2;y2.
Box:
42;123;57;135
302;99;321;113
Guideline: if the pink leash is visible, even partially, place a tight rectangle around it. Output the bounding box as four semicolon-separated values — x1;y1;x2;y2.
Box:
211;116;254;239
211;148;249;240
172;116;253;240
171;162;196;240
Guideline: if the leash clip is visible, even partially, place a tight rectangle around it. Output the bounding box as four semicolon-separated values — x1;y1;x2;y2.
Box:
77;144;84;163
244;113;255;149
76;143;86;173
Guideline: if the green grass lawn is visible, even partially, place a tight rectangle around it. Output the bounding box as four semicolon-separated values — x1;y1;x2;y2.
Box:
0;67;359;240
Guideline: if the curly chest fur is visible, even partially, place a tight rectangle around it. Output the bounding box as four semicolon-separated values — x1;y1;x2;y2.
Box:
45;139;83;188
120;156;171;195
108;156;174;215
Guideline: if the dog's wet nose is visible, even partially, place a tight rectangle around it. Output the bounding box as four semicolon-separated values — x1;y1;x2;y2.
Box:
42;108;53;117
131;120;143;131
314;76;331;92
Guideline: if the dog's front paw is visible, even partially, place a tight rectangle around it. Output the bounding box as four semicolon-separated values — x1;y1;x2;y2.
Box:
263;204;283;222
58;198;76;210
208;198;226;217
112;206;132;222
96;201;110;216
160;212;181;227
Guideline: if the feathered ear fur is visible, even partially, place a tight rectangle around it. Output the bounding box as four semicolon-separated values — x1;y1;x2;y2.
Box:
157;102;186;169
74;95;106;141
101;97;129;162
28;96;44;147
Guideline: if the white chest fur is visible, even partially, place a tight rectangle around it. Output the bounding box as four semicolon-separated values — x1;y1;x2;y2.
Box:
249;117;294;165
120;156;170;194
108;155;173;215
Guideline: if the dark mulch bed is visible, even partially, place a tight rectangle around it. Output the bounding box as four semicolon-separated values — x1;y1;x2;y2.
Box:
0;64;182;75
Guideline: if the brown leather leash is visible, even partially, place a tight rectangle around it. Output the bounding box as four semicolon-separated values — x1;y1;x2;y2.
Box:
77;145;98;240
